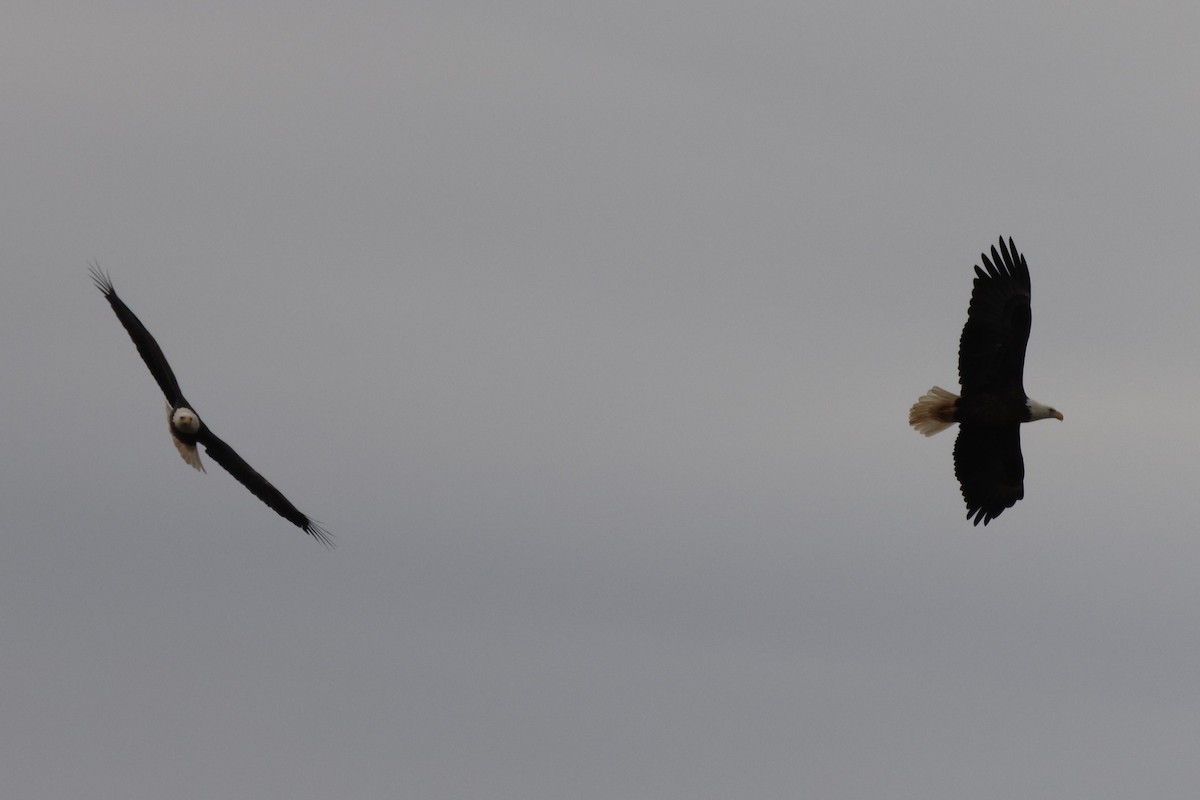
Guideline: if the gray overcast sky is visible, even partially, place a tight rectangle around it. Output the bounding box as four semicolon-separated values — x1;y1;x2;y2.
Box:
6;2;1200;797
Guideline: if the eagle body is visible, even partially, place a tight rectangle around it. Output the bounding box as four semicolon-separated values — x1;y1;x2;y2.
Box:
909;238;1062;525
168;404;206;471
957;393;1042;427
89;264;333;547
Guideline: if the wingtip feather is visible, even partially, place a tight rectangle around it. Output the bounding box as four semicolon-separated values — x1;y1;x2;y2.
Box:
88;261;114;296
305;520;336;549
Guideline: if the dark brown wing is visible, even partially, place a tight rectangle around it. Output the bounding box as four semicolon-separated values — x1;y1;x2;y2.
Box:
957;238;1032;398
953;424;1024;525
197;426;334;548
89;263;186;407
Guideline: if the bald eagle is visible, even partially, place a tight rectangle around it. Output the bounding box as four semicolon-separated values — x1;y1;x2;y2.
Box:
909;237;1062;525
90;265;333;547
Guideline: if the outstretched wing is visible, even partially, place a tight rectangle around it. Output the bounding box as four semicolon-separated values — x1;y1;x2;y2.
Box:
197;427;334;548
953;424;1024;526
89;263;186;407
957;237;1032;398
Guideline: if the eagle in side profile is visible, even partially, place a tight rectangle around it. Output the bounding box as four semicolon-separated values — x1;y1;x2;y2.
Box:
90;264;333;547
909;237;1062;525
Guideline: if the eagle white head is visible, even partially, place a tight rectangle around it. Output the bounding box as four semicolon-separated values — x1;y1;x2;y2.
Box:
171;406;200;434
1026;399;1064;422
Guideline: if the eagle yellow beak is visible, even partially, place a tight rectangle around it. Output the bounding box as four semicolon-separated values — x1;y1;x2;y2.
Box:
1052;410;1064;421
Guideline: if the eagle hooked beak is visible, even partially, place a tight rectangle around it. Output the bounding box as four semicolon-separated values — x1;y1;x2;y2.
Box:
1052;409;1064;421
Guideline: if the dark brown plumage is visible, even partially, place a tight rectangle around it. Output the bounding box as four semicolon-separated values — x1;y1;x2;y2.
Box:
90;264;333;547
909;238;1062;525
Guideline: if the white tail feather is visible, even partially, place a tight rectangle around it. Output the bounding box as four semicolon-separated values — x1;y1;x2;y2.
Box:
909;386;959;436
172;435;206;472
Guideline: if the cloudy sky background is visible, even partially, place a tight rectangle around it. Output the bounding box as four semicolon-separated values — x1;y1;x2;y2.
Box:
6;2;1200;797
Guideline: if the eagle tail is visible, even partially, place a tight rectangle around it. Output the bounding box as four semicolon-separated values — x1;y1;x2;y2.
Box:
909;386;959;436
172;436;206;472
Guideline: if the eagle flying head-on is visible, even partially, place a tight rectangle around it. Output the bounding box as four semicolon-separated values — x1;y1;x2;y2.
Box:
908;237;1062;526
168;405;205;472
90;264;333;547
